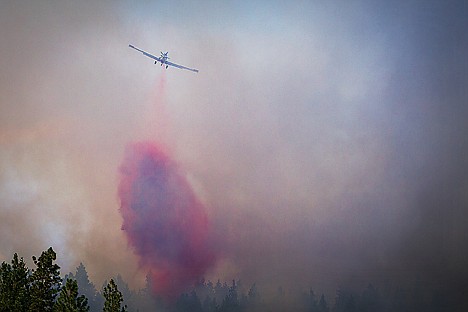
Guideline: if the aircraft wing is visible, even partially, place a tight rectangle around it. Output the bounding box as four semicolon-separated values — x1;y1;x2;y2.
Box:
129;44;162;62
165;60;199;73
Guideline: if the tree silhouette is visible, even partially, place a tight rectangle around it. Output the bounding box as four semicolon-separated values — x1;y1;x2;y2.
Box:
0;253;30;311
2;248;467;312
333;288;357;312
358;284;381;312
202;295;218;312
305;289;318;312
247;283;260;305
114;274;135;311
29;247;61;312
318;294;329;312
102;279;127;312
54;278;89;312
219;280;239;312
73;263;102;312
176;291;203;312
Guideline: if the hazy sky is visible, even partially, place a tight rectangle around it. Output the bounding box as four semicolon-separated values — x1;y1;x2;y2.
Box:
1;0;467;297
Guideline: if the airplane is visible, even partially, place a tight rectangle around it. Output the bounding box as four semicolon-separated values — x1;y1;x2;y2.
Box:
129;44;199;73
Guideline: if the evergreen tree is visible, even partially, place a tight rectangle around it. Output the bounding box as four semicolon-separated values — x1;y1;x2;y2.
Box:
202;295;218;312
0;253;30;311
214;279;228;304
54;278;89;312
306;289;319;312
333;288;357;312
114;275;135;311
358;284;381;312
0;261;12;311
318;294;329;312
220;280;239;312
175;291;203;312
29;247;61;312
248;283;260;305
74;263;102;312
133;273;157;312
102;279;127;312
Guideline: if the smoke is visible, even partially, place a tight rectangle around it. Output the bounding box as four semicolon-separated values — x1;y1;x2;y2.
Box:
118;141;216;299
1;0;467;304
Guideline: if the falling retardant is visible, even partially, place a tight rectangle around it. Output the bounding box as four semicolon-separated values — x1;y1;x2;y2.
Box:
118;141;216;299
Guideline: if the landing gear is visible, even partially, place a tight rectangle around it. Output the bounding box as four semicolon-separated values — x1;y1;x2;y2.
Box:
166;65;168;69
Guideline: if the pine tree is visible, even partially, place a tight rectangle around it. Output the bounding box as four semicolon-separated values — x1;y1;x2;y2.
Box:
318;294;329;312
54;278;89;312
307;289;319;312
0;253;30;311
175;291;203;312
74;263;102;312
220;280;239;312
359;284;381;312
102;279;127;312
29;247;61;312
0;261;11;310
248;283;259;304
114;275;134;310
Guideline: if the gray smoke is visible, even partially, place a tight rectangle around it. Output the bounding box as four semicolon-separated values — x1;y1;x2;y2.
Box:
0;0;467;299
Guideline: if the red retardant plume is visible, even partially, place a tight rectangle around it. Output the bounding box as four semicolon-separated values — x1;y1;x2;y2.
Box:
118;141;216;299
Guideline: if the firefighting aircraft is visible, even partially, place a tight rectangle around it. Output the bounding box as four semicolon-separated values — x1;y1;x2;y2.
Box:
129;44;199;73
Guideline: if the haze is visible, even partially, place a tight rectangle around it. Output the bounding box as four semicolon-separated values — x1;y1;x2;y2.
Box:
1;0;467;300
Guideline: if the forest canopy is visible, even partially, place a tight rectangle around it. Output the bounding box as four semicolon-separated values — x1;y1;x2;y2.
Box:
1;247;465;311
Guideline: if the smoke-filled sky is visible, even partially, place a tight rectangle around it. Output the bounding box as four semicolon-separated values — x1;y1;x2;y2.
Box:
1;0;467;297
